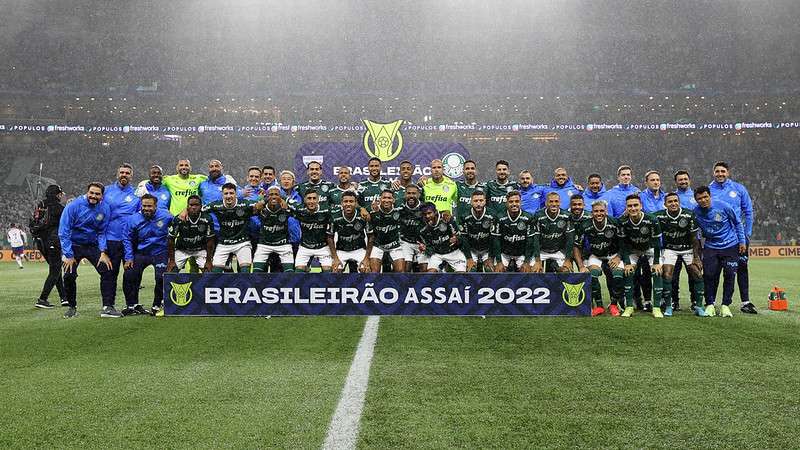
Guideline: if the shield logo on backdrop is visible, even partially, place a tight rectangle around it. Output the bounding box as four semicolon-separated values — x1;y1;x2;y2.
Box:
169;282;193;307
561;281;586;307
363;119;404;162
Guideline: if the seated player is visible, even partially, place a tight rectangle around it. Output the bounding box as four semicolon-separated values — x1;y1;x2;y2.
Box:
365;189;406;272
287;189;335;272
492;191;535;272
418;202;467;272
655;192;705;317
329;191;370;273
573;200;625;316
531;192;575;273
201;183;265;272
166;195;215;274
619;194;663;318
252;187;296;273
457;190;495;272
122;194;174;316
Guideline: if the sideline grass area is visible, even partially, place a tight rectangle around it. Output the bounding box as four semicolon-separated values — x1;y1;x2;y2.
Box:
0;263;364;448
360;259;800;448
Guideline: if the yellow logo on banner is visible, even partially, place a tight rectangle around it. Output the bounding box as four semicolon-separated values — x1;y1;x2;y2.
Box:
561;281;586;307
363;119;404;162
169;282;193;307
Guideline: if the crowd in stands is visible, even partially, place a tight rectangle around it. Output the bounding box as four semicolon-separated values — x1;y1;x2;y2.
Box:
2;126;797;246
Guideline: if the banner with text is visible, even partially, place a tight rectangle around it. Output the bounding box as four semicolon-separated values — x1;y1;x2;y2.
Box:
163;273;591;316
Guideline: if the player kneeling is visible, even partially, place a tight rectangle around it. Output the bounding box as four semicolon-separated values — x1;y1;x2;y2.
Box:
329;191;371;273
167;195;215;275
573;200;625;316
201;183;265;272
418;203;467;272
122;194;174;316
252;187;295;273
655;192;705;316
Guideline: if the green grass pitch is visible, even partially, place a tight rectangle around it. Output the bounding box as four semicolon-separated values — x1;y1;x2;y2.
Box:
1;259;798;448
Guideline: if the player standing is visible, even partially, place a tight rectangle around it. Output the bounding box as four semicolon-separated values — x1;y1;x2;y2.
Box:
619;195;663;318
492;191;535;272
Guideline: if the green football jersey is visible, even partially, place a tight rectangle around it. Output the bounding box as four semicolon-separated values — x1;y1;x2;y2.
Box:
655;208;699;251
357;178;391;208
329;209;367;252
258;205;291;246
420;215;461;255
484;179;518;216
328;184;358;207
398;203;424;244
619;213;662;260
366;206;402;250
297;180;336;209
168;213;214;251
162;174;208;216
533;209;575;254
421;177;458;213
457;208;494;255
456;181;485;218
492;211;534;257
575;217;623;258
289;205;332;250
202;200;257;245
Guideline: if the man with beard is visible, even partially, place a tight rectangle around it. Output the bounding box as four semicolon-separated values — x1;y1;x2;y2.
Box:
329;166;359;207
518;169;546;214
358;157;391;209
450;160;483;216
160;159;208;216
260;165;278;190
544;167;583;210
122;194;173;316
329;191;371;273
484;160;517;217
398;184;427;272
365;190;406;272
104;164;140;309
458;190;495;272
135;165;171;210
492;191;535;272
419;203;467;272
166;195;215;274
531;192;574;273
670;170;699;310
201;183;264;272
199;159;239;205
420;159;458;214
59;182;116;318
252;187;295;273
582;174;607;212
573;200;625;317
297;161;335;210
655;192;705;317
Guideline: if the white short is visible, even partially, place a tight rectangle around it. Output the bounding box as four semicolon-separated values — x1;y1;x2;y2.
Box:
295;245;333;268
539;251;566;267
501;253;526;269
400;240;429;264
370;245;405;262
428;250;467;272
253;243;294;265
174;249;207;270
212;242;252;267
628;249;655;267
587;254;620;269
661;249;694;266
337;248;367;265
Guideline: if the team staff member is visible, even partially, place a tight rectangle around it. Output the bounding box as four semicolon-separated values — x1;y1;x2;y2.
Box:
58;182;117;318
122;194;173;316
135;165;171;210
32;185;66;308
104;164;140;308
693;186;747;318
708;161;756;314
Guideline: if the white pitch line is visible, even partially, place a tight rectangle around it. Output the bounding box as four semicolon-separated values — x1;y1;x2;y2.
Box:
323;315;380;450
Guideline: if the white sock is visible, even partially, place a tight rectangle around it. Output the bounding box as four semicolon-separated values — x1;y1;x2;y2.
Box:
15;257;23;268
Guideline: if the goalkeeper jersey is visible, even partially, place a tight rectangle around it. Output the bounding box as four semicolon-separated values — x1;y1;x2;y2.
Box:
162;174;208;216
